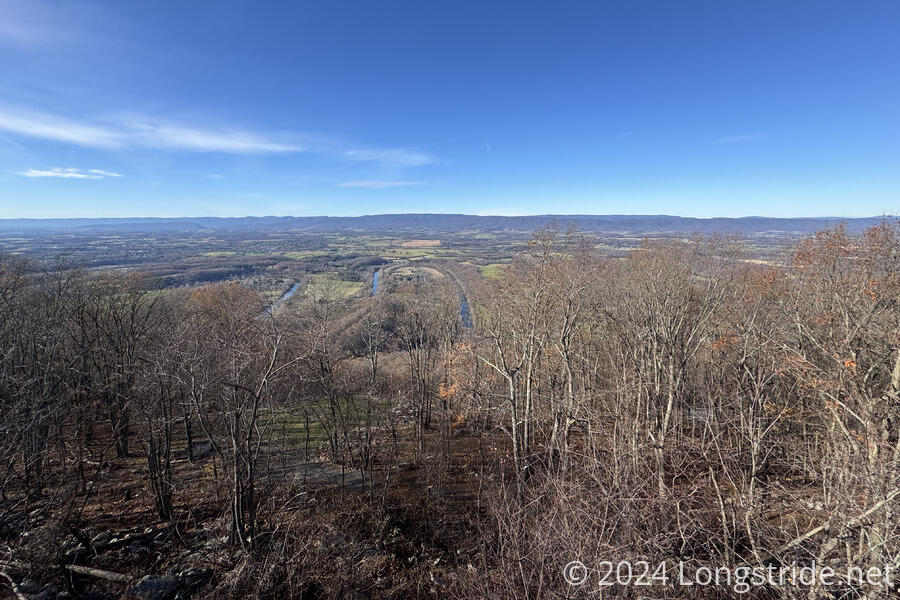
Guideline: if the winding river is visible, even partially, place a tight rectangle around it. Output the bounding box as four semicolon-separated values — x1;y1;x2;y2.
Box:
459;292;472;328
370;266;471;328
264;282;301;315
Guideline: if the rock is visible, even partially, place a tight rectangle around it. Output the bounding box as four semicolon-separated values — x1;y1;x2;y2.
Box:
176;567;211;580
125;575;180;600
19;579;42;593
189;529;212;542
35;587;61;600
122;543;151;558
202;538;226;552
176;567;212;594
91;531;114;547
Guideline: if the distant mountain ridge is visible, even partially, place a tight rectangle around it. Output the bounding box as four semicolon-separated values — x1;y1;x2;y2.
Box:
0;214;894;235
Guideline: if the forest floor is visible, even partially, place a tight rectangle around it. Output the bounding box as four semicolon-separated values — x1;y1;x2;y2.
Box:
2;414;499;599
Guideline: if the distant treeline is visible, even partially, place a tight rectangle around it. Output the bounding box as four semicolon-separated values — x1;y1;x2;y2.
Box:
0;213;893;235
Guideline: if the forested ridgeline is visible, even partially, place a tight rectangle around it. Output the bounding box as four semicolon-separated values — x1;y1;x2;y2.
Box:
2;223;899;599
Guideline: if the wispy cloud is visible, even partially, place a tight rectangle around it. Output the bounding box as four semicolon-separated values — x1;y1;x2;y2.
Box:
0;110;123;148
0;107;434;164
341;148;433;167
0;108;299;153
126;118;301;153
336;180;425;189
616;131;633;138
17;167;123;179
714;134;768;144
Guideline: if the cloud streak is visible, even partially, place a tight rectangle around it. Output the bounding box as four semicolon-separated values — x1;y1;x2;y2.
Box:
0;107;433;165
336;180;425;188
0;110;123;148
17;167;123;179
127;118;301;153
341;148;433;167
0;108;300;153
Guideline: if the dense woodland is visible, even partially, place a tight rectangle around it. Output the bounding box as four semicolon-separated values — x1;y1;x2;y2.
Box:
2;222;900;599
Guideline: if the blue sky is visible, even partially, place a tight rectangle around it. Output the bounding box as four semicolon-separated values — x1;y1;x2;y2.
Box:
1;0;898;218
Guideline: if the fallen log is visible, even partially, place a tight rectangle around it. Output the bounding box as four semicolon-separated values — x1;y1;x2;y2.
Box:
66;564;133;584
